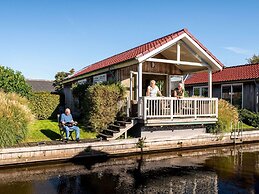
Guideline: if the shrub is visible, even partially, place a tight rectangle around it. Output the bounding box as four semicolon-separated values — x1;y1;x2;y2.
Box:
83;83;126;132
206;99;239;133
239;109;259;128
0;65;32;98
29;92;60;119
0;91;34;147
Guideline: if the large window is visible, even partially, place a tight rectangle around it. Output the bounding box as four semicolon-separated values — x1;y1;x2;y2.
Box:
221;84;243;108
193;86;208;97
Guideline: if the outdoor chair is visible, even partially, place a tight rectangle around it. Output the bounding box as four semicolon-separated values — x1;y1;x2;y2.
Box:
57;114;75;141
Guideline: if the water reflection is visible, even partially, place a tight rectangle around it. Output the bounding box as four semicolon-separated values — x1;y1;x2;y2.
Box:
1;143;259;193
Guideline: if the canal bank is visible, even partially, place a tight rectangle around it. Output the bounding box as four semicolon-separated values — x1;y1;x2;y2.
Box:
1;129;259;166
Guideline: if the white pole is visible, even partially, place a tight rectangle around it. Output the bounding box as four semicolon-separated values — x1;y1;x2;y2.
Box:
138;62;143;98
177;42;181;63
130;71;133;101
138;63;143;118
208;68;212;98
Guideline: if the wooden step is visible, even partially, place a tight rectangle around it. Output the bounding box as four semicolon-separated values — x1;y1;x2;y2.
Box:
105;128;119;133
115;120;132;125
98;132;113;138
108;124;121;129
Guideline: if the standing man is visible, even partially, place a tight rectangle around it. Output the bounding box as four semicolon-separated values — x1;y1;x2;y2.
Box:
61;108;80;142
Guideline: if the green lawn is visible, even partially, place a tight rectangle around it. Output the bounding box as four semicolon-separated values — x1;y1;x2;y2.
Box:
240;122;255;130
24;119;97;142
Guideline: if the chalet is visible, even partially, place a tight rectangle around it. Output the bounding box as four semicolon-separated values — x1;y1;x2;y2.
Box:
185;63;259;112
63;29;223;139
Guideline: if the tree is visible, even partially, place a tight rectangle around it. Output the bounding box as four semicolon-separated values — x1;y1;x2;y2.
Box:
53;68;75;91
0;65;32;98
247;54;259;64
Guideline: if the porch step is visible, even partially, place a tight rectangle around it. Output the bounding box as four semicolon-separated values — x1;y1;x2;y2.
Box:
97;118;136;140
107;121;135;140
109;124;121;129
105;128;120;133
115;120;132;126
98;132;113;139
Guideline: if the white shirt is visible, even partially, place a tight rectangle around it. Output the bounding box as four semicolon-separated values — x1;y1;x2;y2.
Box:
148;85;159;97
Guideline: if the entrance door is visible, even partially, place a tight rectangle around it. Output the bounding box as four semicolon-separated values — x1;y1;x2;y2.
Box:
142;74;167;96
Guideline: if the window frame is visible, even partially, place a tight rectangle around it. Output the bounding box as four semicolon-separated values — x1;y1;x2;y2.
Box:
193;86;208;97
221;83;243;108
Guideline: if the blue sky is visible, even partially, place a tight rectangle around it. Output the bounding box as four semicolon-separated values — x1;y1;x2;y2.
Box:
0;0;259;80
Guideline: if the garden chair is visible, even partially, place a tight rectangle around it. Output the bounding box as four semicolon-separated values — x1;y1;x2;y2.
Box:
57;114;75;141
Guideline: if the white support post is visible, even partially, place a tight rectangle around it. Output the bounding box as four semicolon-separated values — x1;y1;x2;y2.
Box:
169;75;172;97
130;71;133;101
208;68;212;98
177;42;181;63
166;74;171;97
138;63;143;118
136;73;138;101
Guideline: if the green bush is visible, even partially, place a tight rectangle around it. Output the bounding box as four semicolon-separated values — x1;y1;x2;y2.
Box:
29;92;60;119
0;65;32;98
239;109;259;128
206;99;239;133
0;91;34;147
82;83;125;132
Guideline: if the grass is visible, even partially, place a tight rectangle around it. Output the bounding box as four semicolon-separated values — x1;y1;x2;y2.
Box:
241;122;255;130
24;119;97;143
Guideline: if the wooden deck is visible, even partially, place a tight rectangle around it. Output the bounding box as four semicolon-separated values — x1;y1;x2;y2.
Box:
139;97;218;126
143;117;218;126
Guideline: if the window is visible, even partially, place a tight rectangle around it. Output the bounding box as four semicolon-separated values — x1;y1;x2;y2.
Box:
193;86;208;97
221;84;243;108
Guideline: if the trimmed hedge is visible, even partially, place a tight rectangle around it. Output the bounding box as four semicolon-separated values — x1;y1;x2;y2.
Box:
82;83;125;132
29;92;60;119
0;91;34;147
207;99;239;133
239;109;259;128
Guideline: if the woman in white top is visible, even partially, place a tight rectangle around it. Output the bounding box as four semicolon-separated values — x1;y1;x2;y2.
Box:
146;80;162;97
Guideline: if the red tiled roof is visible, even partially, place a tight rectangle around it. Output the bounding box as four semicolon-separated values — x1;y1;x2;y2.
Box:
185;63;259;85
70;28;223;80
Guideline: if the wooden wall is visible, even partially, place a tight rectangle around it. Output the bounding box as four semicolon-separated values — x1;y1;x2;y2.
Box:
116;62;183;88
186;81;258;112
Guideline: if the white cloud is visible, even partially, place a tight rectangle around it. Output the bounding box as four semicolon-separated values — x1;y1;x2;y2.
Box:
224;46;251;55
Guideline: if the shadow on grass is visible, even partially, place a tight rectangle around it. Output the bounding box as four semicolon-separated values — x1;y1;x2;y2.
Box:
40;129;61;140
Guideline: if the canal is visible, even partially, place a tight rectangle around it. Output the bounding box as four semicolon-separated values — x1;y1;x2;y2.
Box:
1;143;259;194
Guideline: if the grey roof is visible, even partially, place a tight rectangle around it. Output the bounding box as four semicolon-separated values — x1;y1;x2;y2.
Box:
26;79;56;92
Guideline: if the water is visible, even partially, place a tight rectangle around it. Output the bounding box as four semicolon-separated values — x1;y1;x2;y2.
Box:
1;143;259;194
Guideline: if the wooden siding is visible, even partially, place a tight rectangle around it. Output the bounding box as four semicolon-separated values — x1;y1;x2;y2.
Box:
143;62;182;75
116;62;182;88
243;82;256;112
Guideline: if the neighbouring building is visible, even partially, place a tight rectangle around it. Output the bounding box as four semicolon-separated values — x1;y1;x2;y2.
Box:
185;63;259;112
26;79;56;93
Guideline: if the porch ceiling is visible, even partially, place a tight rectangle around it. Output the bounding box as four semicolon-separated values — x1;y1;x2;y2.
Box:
150;37;221;73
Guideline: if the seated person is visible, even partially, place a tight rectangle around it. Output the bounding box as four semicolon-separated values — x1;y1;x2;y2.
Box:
146;80;162;97
173;83;184;98
60;108;80;142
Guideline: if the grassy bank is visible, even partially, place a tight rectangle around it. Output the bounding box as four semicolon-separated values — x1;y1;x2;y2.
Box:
24;119;97;142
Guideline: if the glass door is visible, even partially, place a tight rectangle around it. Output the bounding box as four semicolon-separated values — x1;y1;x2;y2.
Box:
222;85;232;104
221;84;243;108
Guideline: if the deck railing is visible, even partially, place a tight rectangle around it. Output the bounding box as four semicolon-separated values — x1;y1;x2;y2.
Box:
139;97;218;121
